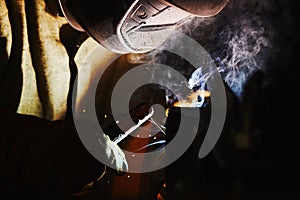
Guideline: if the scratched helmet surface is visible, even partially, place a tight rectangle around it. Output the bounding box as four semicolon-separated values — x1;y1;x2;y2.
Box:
59;0;230;54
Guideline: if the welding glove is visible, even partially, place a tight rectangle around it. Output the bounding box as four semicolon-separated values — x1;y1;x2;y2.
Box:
99;134;128;172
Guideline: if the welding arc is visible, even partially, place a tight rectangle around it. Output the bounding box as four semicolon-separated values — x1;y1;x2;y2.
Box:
113;108;155;144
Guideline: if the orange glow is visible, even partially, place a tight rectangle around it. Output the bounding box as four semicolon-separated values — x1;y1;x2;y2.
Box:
165;108;169;117
173;90;210;107
165;90;210;116
157;193;165;200
156;181;167;200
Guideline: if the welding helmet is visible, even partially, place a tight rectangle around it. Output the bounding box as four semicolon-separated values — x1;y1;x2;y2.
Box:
59;0;230;54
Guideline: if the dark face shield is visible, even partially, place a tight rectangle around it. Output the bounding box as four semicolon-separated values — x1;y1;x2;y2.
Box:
59;0;230;54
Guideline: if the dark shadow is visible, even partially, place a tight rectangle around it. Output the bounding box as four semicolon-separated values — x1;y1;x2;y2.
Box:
0;37;9;80
59;24;88;119
44;0;64;17
0;1;23;112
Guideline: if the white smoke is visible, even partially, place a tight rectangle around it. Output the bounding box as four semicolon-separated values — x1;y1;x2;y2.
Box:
127;0;274;101
217;19;270;97
179;0;274;98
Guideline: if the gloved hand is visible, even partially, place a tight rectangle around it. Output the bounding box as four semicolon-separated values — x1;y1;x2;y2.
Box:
99;134;128;172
